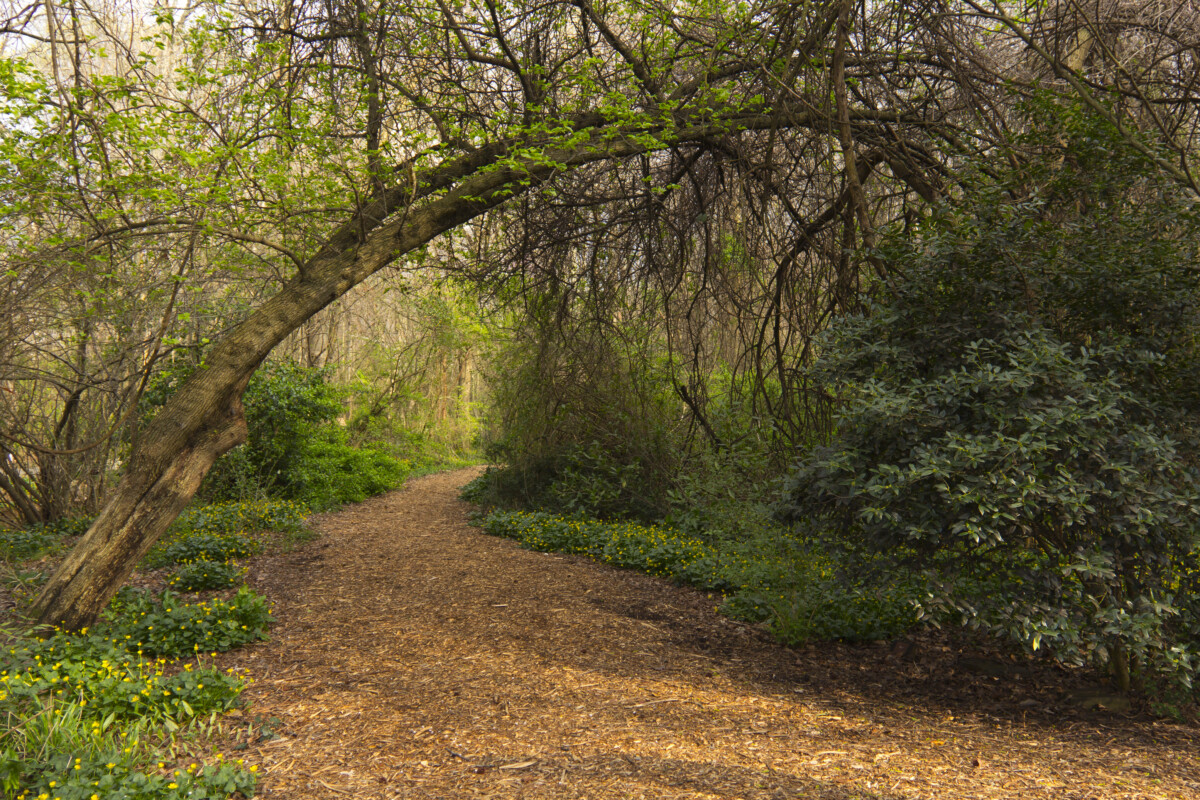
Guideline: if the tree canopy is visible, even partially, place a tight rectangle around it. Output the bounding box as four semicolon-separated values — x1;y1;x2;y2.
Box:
1;0;1198;631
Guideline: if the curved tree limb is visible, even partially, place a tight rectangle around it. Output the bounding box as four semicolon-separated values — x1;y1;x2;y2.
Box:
32;104;901;628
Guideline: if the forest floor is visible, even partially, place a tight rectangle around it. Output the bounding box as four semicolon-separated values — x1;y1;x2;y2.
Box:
212;468;1199;800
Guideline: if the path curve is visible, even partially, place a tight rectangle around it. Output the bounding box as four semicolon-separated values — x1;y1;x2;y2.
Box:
221;469;1200;799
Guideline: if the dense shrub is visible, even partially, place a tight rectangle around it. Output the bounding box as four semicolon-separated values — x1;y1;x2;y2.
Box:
780;112;1200;695
480;305;683;520
658;423;781;547
198;360;344;500
141;359;335;497
144;359;410;508
286;428;410;510
458;471;494;504
479;300;795;532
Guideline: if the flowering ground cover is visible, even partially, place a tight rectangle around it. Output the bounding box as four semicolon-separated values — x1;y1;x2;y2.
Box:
480;510;924;643
0;499;308;799
0;593;265;798
6;470;1199;799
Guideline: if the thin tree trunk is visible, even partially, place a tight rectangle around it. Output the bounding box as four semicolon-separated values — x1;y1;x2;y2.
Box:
0;461;41;527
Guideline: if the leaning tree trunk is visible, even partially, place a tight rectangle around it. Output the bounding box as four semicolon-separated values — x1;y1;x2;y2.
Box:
30;146;535;628
30;110;854;629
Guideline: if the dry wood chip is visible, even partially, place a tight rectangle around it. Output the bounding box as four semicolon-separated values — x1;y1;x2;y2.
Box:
178;469;1200;800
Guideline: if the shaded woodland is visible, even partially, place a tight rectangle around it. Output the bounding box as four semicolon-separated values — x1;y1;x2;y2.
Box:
1;0;1200;793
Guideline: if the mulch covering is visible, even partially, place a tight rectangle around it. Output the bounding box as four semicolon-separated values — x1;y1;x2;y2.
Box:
209;469;1198;799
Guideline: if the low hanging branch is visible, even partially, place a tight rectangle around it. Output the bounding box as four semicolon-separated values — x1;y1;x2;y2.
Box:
959;0;1200;196
32;105;907;629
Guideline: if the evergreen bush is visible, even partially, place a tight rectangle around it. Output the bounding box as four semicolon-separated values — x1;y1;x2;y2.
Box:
780;110;1200;696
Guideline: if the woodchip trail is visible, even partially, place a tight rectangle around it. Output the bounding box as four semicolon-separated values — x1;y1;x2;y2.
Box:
217;468;1200;799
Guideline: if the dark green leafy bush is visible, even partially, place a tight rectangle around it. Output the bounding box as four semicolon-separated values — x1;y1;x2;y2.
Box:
144;358;409;508
736;542;926;644
659;416;781;547
780;111;1200;695
543;444;647;519
458;470;494;504
286;427;409;510
191;360;345;500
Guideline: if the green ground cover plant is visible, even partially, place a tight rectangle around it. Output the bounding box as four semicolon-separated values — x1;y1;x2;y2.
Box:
0;529;65;564
0;583;270;798
173;502;309;540
142;500;310;596
104;587;272;659
0;697;255;800
480;509;922;642
144;537;261;573
167;561;244;593
4;634;242;724
0;493;290;797
0;519;93;563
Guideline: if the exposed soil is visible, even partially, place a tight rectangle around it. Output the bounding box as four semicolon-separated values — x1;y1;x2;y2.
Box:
211;468;1199;799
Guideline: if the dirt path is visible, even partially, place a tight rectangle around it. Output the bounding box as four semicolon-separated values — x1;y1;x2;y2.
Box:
222;469;1200;799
